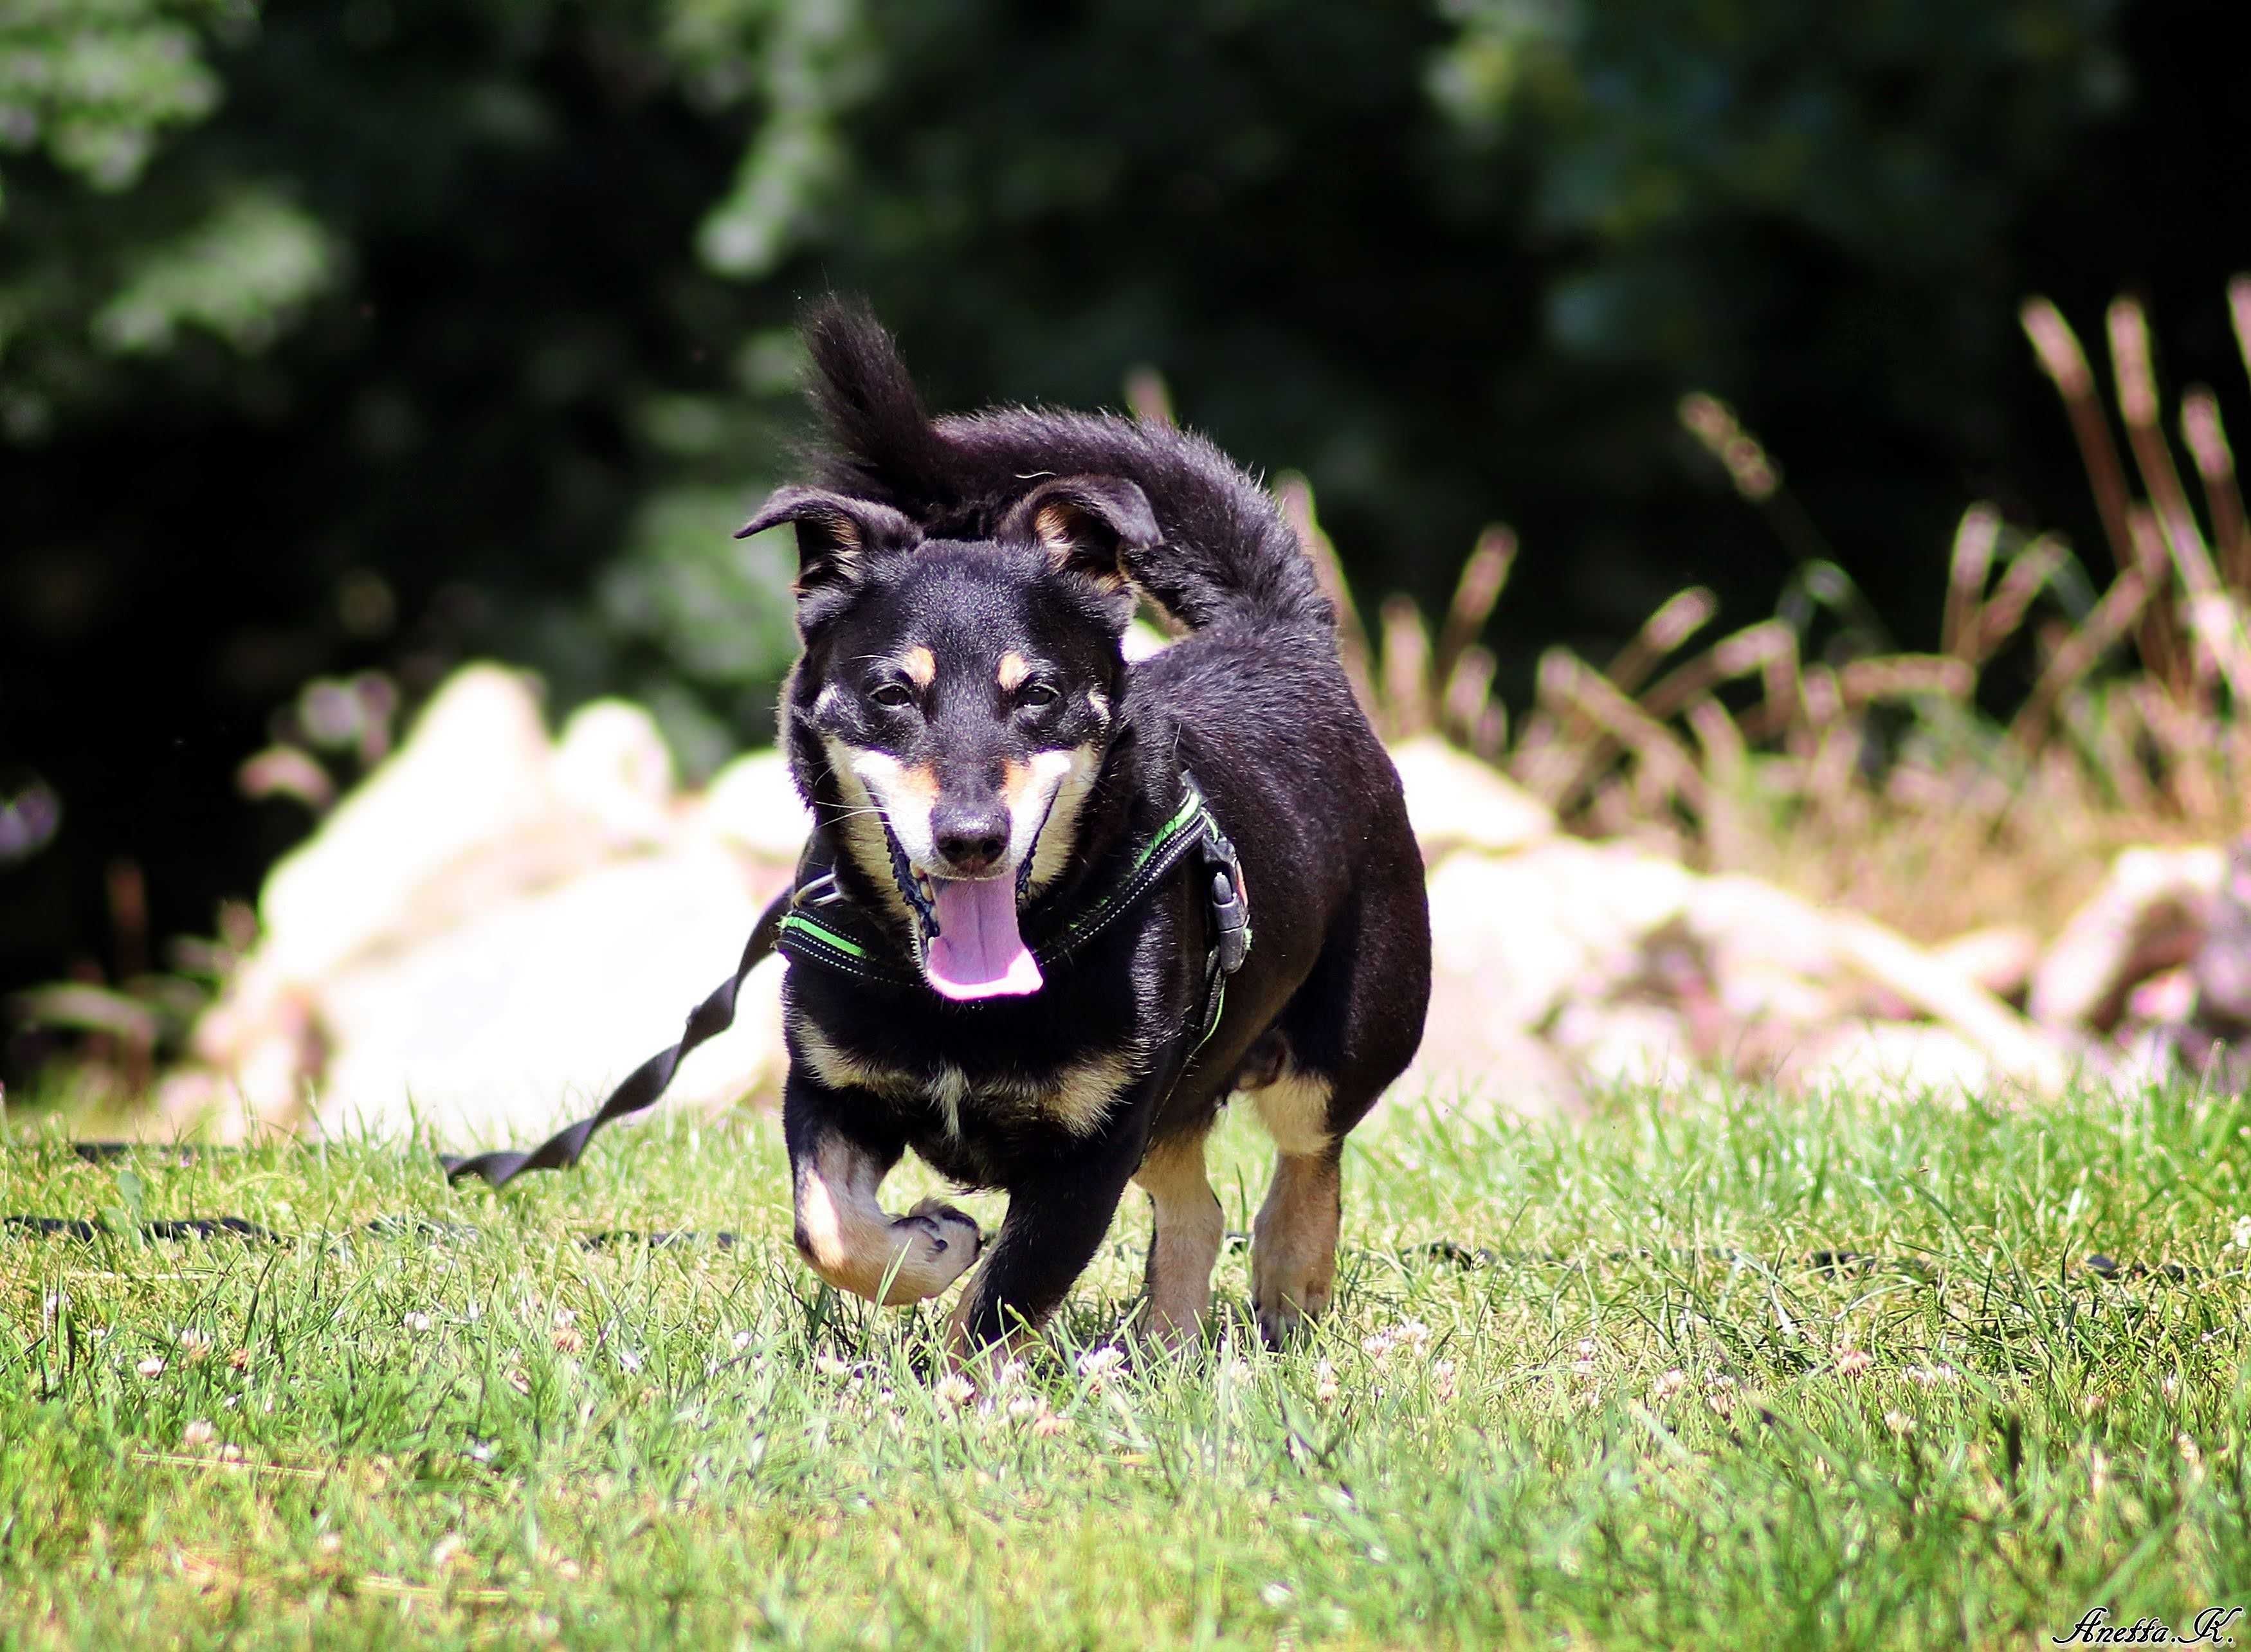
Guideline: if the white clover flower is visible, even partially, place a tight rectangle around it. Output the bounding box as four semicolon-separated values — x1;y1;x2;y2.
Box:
1396;1320;1432;1352
731;1330;753;1353
1261;1583;1293;1610
401;1312;433;1334
933;1372;976;1408
1314;1360;1340;1405
181;1419;215;1448
1884;1410;1917;1436
2230;1215;2251;1250
1650;1369;1688;1401
812;1353;852;1378
1075;1347;1125;1379
1431;1359;1459;1402
1834;1348;1873;1376
136;1356;166;1379
178;1329;213;1365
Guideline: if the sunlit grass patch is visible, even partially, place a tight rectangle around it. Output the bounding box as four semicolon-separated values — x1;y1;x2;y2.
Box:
3;1080;2248;1649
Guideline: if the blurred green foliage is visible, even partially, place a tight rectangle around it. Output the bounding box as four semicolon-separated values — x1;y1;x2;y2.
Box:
6;0;2241;1030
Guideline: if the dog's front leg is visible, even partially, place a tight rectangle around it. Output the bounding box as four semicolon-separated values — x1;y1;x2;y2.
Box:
945;1124;1146;1362
784;1075;983;1307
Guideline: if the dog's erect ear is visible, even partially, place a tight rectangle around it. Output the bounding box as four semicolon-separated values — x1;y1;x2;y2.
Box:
1003;475;1158;593
736;486;920;595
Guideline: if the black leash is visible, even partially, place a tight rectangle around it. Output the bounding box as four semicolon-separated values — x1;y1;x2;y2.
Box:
434;885;796;1190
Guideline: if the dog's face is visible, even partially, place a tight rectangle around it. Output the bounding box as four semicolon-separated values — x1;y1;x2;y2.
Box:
744;477;1156;1001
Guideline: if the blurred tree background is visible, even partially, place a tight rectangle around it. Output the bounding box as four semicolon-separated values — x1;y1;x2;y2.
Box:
3;0;2247;1068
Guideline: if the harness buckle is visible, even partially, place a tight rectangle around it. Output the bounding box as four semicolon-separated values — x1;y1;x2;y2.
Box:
1208;867;1249;977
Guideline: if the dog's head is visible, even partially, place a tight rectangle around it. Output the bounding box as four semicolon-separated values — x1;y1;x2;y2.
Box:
745;475;1155;1001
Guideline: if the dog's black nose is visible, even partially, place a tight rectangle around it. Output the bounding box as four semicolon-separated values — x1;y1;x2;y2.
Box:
933;803;1010;873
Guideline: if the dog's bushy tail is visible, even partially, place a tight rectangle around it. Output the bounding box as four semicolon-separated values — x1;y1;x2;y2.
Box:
801;297;1331;633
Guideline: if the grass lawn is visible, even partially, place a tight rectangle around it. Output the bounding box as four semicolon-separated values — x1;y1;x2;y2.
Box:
3;1078;2248;1649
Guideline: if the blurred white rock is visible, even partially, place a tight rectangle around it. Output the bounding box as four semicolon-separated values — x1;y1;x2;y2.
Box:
1781;1022;1995;1098
551;699;679;849
2030;846;2224;1031
1927;925;2041;1003
696;749;813;862
255;665;586;988
1424;839;1695;1031
1389;735;1554;863
313;848;785;1145
1548;1001;1706;1094
163;664;799;1147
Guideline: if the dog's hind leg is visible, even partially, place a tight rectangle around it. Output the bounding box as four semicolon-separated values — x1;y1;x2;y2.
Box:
785;1078;983;1307
1249;862;1432;1347
1249;1073;1344;1347
1132;1129;1224;1348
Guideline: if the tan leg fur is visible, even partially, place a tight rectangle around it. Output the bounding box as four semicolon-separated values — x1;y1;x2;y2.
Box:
793;1136;983;1306
1132;1132;1225;1348
1250;1070;1341;1344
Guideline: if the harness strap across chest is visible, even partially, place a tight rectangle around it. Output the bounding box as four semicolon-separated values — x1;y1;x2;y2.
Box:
442;770;1250;1190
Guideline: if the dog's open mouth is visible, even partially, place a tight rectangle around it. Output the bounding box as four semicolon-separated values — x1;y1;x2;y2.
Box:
889;846;1045;1002
923;874;1044;1001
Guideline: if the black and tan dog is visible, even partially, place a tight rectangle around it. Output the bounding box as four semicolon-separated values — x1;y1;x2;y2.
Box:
742;302;1430;1357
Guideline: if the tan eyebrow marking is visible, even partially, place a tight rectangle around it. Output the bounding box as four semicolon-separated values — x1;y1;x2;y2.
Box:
901;646;936;688
996;651;1029;691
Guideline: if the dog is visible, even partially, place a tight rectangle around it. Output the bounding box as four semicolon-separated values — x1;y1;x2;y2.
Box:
738;301;1431;1357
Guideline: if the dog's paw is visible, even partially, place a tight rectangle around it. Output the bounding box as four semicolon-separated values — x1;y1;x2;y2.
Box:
1253;1283;1332;1350
900;1199;984;1288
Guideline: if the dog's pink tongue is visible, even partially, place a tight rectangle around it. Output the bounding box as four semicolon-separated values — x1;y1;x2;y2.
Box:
927;878;1043;1001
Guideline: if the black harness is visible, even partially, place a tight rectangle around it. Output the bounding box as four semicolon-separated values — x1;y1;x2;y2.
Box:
442;771;1250;1190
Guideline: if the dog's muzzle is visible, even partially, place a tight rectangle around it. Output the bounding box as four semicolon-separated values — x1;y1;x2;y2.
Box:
881;816;1047;1001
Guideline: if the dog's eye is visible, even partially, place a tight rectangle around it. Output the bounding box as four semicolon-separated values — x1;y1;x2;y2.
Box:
869;683;916;709
1017;682;1061;709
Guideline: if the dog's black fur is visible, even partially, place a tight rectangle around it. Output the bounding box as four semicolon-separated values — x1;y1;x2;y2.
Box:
746;301;1430;1353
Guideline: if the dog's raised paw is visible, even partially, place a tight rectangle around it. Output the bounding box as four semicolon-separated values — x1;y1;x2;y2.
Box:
903;1198;984;1265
